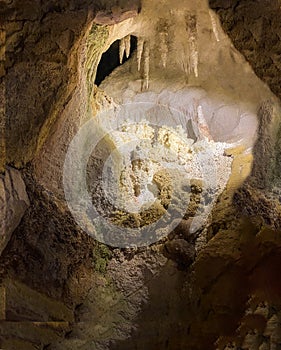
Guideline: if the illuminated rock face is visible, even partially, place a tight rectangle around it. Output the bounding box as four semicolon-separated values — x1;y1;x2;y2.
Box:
98;0;279;148
91;113;233;247
32;0;281;201
79;0;280;252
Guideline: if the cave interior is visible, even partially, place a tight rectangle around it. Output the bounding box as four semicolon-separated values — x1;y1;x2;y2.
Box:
1;0;281;349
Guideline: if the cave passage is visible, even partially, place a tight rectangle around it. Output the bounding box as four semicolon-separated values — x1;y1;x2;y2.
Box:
95;36;137;86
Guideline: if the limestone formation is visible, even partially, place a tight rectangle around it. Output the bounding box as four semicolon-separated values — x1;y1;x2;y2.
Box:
137;37;144;71
143;40;150;90
209;10;220;42
185;12;198;77
124;34;131;58
119;37;126;64
159;31;168;68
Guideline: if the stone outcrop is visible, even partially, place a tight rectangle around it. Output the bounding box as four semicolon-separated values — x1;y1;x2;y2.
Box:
1;0;140;168
0;166;29;254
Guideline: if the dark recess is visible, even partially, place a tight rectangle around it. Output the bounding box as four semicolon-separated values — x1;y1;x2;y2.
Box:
95;36;137;86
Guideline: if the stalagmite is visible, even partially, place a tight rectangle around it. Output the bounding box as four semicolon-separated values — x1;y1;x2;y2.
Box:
209;10;220;42
159;32;168;68
119;37;125;64
137;37;144;71
186;13;198;77
197;105;212;141
124;35;131;58
143;41;150;90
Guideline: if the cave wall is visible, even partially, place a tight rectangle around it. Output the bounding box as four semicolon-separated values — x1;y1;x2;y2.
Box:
2;0;89;168
208;0;281;227
209;0;281;100
1;0;140;169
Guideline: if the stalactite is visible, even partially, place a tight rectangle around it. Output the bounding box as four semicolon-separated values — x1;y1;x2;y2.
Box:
180;53;189;83
185;12;198;78
137;37;144;71
159;32;168;68
156;19;169;69
209;10;220;42
124;35;131;58
119;37;125;64
143;41;150;90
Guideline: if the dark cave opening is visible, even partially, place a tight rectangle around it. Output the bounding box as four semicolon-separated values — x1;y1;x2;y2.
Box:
95;35;137;86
